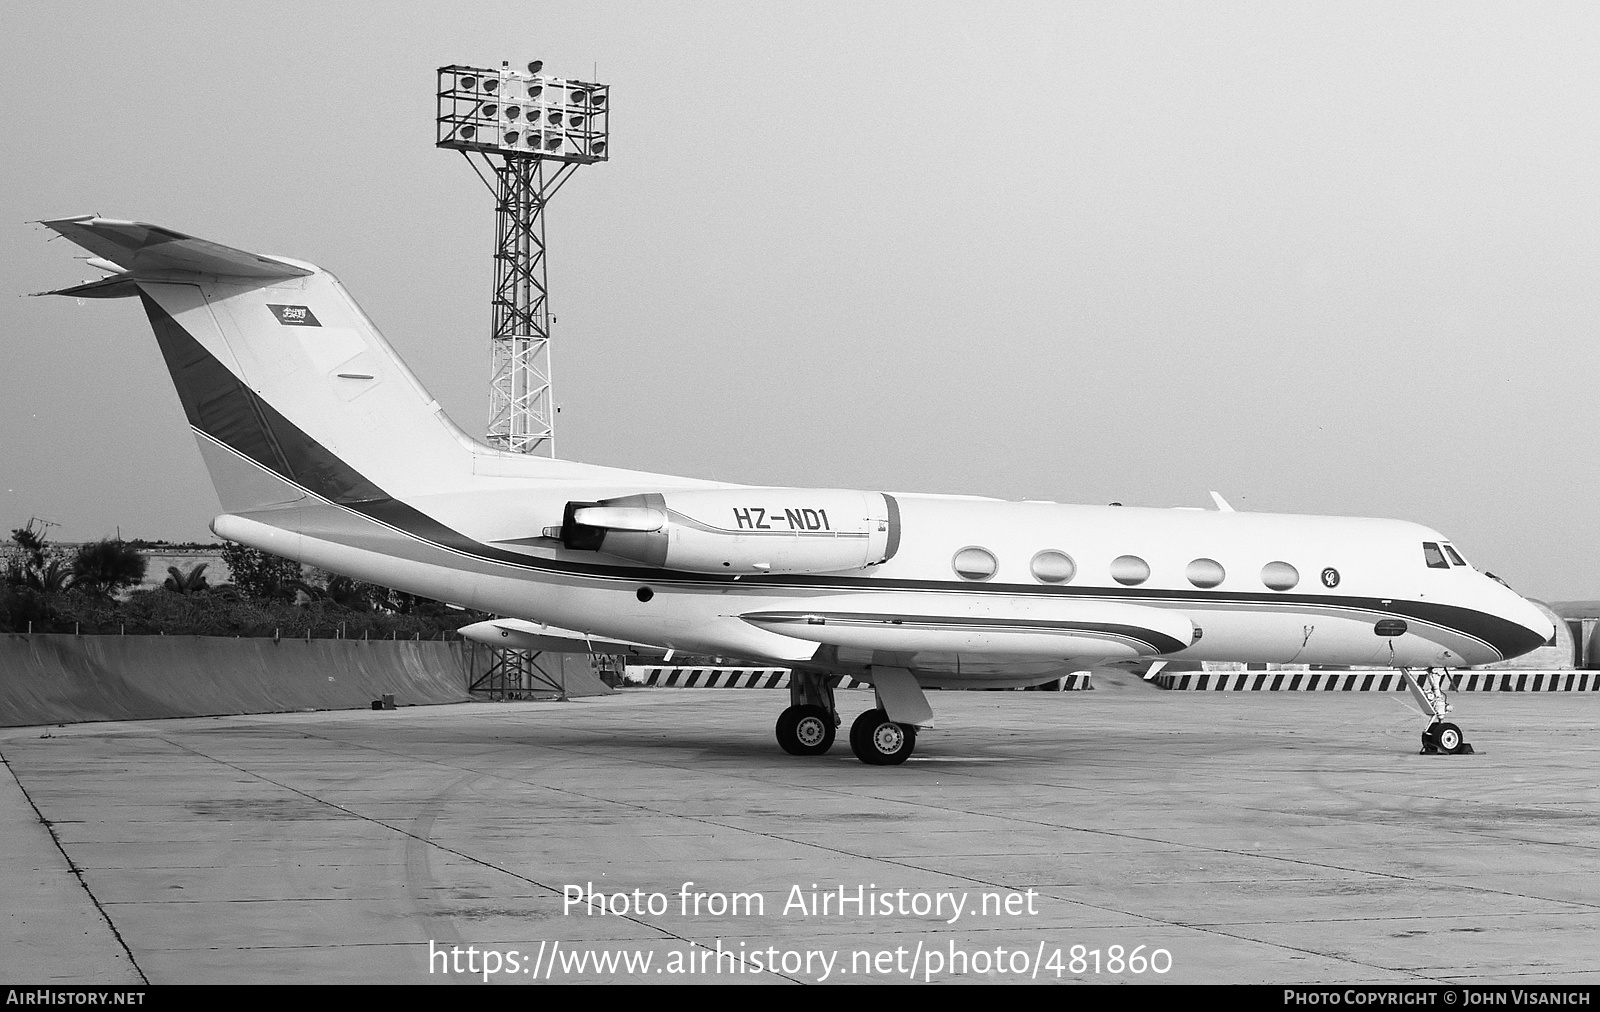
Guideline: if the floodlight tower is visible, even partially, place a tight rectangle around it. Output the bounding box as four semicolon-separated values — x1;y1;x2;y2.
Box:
436;60;609;456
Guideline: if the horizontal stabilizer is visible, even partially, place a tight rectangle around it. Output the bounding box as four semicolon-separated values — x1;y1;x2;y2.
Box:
39;216;312;280
33;274;142;299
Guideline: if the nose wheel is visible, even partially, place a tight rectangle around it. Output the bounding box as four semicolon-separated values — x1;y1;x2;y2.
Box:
1403;668;1475;755
1422;720;1472;755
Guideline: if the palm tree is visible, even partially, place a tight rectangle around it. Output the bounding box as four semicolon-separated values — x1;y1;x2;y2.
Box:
162;563;210;594
71;540;147;598
26;559;74;594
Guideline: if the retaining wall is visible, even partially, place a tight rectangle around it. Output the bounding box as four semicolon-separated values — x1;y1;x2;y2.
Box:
0;634;481;727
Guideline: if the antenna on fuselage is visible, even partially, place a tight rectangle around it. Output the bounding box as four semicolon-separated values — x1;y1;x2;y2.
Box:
1209;491;1236;513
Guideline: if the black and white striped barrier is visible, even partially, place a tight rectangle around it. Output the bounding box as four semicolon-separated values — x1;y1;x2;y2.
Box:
1034;672;1095;691
625;667;872;689
624;668;1094;691
1154;669;1600;692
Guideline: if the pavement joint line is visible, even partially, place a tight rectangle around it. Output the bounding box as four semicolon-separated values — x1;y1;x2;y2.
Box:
1;748;149;985
6;692;1595;982
209;720;1442;979
536;743;1600;918
145;732;811;985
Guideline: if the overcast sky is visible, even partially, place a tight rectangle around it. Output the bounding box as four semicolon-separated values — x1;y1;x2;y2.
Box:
4;2;1599;599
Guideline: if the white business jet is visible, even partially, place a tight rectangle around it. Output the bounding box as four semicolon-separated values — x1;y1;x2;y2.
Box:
38;217;1553;764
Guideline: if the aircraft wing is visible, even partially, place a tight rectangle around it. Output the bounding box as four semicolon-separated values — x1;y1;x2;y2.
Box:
740;593;1194;660
38;216;312;281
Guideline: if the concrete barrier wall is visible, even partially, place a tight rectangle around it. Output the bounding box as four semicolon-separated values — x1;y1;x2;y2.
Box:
0;634;479;727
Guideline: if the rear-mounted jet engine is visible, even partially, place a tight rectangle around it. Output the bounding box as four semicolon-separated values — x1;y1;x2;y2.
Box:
550;488;901;575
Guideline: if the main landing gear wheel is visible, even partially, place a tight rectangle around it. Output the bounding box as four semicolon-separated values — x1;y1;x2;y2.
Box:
849;709;917;766
776;705;835;756
1421;721;1472;755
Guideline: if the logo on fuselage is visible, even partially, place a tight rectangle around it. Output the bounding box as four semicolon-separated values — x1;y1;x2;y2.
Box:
1321;568;1340;588
267;304;321;327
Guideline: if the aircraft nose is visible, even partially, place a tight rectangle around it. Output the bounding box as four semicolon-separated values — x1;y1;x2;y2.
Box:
1486;594;1556;662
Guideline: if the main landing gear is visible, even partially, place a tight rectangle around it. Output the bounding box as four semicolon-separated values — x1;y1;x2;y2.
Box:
775;670;842;757
774;704;834;756
1401;667;1475;755
849;708;917;766
774;668;931;765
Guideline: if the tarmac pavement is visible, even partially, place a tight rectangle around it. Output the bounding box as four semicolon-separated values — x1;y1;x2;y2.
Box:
1;684;1597;985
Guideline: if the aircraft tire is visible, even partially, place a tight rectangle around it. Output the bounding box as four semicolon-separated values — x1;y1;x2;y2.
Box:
1435;722;1464;754
850;709;916;766
776;705;835;756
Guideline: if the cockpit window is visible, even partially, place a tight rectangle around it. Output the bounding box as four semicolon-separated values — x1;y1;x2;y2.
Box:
1422;542;1450;569
1442;544;1467;568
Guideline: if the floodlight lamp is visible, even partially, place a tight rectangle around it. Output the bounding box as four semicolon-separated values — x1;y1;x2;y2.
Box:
437;61;608;162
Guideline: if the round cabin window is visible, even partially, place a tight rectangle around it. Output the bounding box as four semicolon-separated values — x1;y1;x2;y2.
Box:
1261;561;1299;591
952;547;998;582
1186;558;1225;589
1110;555;1150;586
1030;550;1076;584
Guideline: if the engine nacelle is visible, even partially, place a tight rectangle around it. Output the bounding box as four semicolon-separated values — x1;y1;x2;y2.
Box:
557;488;901;575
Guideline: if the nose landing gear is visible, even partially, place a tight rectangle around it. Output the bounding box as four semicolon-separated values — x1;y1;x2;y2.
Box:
1402;667;1475;755
1422;721;1468;755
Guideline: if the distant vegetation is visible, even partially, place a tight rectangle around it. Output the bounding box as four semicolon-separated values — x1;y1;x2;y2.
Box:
1;522;482;638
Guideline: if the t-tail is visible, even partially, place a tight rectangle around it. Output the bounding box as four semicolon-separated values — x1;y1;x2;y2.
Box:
36;216;629;515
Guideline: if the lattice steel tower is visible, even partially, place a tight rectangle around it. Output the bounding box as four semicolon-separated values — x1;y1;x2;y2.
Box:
437;60;610;455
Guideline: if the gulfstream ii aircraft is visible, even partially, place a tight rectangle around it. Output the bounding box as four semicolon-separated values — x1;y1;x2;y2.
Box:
39;216;1554;764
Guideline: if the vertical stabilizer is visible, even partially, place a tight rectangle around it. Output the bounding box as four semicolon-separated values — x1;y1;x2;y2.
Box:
40;218;493;512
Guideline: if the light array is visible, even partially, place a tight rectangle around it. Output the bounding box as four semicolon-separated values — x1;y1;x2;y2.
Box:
436;62;609;163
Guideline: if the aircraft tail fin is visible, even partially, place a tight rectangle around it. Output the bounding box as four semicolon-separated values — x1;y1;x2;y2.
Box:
39;216;488;513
